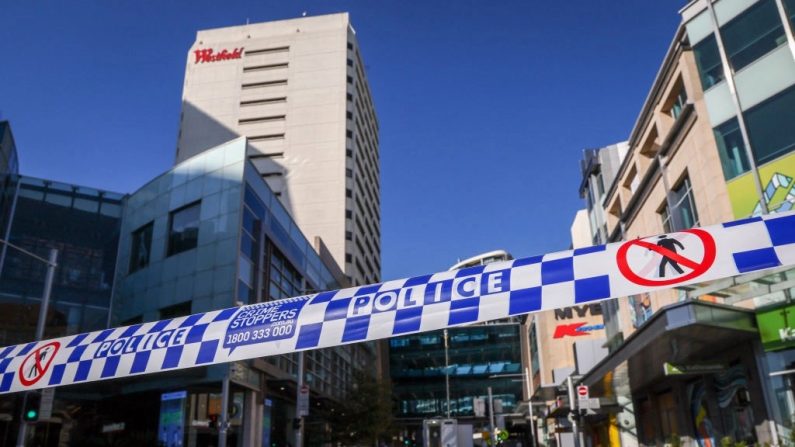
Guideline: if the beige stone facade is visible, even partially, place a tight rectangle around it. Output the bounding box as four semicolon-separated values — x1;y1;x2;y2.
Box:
600;26;735;343
177;13;381;287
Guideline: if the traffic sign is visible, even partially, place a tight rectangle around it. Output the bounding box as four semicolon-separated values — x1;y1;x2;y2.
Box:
39;388;54;419
576;385;589;400
297;384;309;417
616;229;716;287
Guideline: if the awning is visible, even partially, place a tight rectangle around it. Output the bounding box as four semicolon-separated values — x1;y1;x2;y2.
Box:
580;300;757;395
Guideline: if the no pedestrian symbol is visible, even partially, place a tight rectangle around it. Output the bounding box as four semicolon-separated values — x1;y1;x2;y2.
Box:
616;229;716;287
18;342;60;387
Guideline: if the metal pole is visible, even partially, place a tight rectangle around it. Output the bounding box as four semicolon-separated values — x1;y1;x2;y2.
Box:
16;248;58;447
35;250;58;340
567;376;581;447
525;366;536;447
487;387;495;445
219;372;230;447
444;329;451;419
295;351;305;447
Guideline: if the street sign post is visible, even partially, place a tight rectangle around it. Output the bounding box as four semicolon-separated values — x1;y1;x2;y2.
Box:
576;385;589;400
297;385;309;417
39;388;54;420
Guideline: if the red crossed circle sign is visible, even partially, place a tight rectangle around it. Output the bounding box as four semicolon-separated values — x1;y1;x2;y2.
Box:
18;341;60;387
616;229;716;287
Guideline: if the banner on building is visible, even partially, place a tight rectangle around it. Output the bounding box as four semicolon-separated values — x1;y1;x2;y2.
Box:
0;212;793;394
728;152;795;218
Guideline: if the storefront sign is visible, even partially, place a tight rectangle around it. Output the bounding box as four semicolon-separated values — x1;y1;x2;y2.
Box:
553;304;602;320
193;48;244;64
0;212;792;394
663;362;726;376
756;303;795;351
553;322;605;338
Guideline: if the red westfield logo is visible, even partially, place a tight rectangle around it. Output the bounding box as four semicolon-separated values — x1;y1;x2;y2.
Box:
194;48;244;64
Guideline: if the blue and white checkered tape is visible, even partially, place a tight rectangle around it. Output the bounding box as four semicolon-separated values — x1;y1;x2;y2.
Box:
1;211;794;394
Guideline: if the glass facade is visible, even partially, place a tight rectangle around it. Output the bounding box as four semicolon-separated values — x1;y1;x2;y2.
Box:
390;325;522;418
694;35;724;90
714;117;751;180
167;201;201;256
745;84;795;165
112;138;377;444
0;176;123;345
712;84;795;182
721;0;787;72
129;221;153;273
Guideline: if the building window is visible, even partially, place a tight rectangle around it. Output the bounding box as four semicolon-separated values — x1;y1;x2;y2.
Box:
713;117;750;180
345;231;352;241
347;93;353;102
660;176;699;232
720;0;786;72
345;253;352;263
346;168;353;178
346;209;352;219
346;189;352;198
168;201;201;256
346;130;353;139
669;87;688;120
347;111;353;120
346;149;353;158
347;76;353;84
160;301;192;319
595;173;605;198
693;35;724;90
785;0;795;29
129;221;153;273
745;84;795;165
347;42;353;50
347;58;353;67
266;244;303;301
121;315;143;326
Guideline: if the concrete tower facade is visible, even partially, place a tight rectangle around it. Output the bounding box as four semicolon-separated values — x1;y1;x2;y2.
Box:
177;13;381;287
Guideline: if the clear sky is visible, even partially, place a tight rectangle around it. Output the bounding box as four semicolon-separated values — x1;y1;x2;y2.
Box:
0;1;681;281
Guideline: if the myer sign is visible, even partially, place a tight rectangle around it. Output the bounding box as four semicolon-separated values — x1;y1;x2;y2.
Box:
757;304;795;352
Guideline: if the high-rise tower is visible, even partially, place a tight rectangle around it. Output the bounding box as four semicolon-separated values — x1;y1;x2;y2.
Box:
177;13;381;287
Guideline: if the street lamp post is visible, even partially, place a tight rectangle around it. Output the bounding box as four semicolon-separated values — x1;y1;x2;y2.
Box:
487;387;495;446
443;329;451;419
2;242;59;447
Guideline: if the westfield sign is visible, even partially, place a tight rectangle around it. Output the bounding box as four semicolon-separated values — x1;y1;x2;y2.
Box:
194;48;244;64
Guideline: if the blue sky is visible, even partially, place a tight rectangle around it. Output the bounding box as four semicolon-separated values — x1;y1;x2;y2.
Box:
0;1;681;280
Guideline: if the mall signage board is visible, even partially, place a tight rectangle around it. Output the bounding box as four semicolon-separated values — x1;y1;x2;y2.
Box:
757;303;795;351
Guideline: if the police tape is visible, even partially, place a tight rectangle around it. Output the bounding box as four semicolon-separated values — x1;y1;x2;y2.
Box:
0;212;793;394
